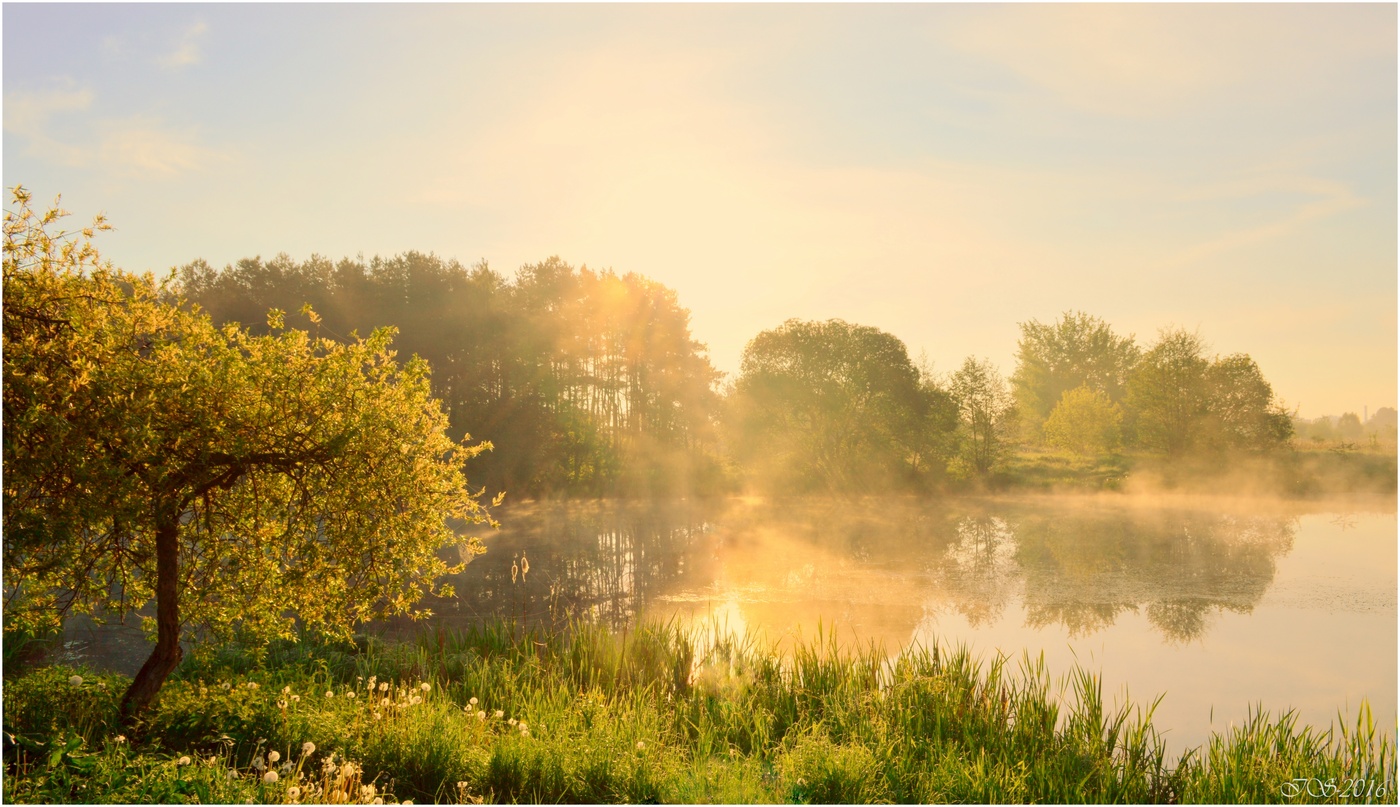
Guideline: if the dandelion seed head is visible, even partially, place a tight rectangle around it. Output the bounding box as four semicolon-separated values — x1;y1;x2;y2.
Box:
263;770;278;783
287;786;302;800
178;755;191;765
468;696;477;705
494;710;503;719
283;685;291;695
477;711;485;720
115;735;127;744
378;682;389;692
636;741;645;750
420;682;430;693
346;691;356;699
68;675;83;686
302;742;316;756
268;750;281;763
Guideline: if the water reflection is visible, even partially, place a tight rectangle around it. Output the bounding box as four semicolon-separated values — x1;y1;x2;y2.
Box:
1003;510;1295;642
396;497;1300;648
387;500;719;635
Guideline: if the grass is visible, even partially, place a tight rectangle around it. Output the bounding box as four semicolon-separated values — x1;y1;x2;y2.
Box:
3;619;1394;803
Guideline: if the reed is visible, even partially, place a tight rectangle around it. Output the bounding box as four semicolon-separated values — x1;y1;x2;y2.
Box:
4;619;1393;804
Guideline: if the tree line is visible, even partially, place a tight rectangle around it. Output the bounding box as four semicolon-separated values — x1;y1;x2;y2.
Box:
172;252;1301;495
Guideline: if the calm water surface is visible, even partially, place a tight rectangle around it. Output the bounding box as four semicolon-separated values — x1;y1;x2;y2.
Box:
404;495;1396;753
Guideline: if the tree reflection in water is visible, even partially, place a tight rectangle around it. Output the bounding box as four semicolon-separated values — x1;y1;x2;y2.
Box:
930;505;1296;642
382;498;1298;647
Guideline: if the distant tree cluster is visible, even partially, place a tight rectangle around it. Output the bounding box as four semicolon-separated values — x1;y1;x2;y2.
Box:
179;254;724;497
1294;407;1397;447
1014;313;1293;458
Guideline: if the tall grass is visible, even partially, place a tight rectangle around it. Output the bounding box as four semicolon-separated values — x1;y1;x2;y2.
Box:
4;619;1393;803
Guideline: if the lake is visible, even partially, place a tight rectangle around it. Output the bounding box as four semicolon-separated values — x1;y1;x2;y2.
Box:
396;494;1396;754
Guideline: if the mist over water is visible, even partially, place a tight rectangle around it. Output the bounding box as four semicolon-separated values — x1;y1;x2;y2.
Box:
399;494;1396;753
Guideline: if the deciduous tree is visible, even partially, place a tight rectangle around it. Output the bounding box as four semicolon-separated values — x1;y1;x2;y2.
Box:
3;189;496;723
949;357;1015;475
1011;312;1138;440
1043;385;1123;456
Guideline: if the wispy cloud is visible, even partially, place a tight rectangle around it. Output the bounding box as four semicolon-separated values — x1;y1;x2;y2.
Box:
97;118;231;177
4;84;95;166
1157;175;1365;271
5;84;229;178
158;22;208;69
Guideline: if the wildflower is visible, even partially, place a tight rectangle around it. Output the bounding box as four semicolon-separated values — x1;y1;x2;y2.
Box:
520;726;530;737
200;686;208;695
367;675;377;689
325;690;334;698
283;685;292;695
468;696;478;706
248;682;259;690
68;675;83;686
494;710;504;719
268;750;281;763
115;735;127;744
221;681;232;690
302;742;316;756
228;770;239;780
411;696;422;705
287;786;302;800
263;770;278;783
361;785;377;798
379;682;389;692
292;695;301;702
178;755;192;765
382;697;391;706
477;711;485;720
508;718;517;726
346;691;356;699
253;757;266;771
521;552;529;579
278;699;287;709
420;682;431;693
518;720;528;730
636;741;645;750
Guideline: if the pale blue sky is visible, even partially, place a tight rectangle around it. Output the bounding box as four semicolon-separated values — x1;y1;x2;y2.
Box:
4;3;1395;417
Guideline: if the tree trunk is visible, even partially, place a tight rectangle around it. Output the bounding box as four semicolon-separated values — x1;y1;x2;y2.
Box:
119;513;182;726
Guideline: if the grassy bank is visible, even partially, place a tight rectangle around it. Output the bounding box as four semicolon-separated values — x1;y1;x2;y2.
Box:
4;621;1393;804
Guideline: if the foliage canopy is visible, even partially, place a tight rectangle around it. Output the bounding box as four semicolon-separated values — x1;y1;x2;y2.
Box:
3;188;495;719
729;319;954;491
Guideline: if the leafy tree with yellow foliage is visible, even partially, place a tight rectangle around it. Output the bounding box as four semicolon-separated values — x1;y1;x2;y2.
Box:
3;188;497;723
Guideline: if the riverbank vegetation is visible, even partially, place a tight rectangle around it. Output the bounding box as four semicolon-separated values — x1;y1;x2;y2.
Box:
4;621;1394;804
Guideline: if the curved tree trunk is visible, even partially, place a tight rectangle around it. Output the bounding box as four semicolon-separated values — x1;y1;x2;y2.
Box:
119;514;182;726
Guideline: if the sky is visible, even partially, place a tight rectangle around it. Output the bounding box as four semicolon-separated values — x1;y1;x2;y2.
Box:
3;3;1395;418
